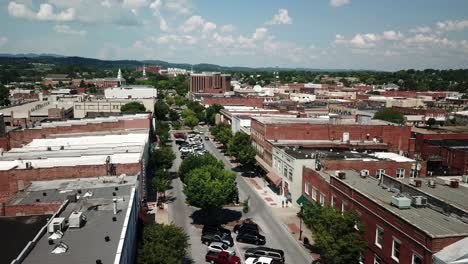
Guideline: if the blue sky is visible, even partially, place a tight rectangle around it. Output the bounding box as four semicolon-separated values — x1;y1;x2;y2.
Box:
1;0;468;70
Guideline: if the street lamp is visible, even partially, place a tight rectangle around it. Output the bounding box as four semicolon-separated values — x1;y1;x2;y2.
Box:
299;202;304;241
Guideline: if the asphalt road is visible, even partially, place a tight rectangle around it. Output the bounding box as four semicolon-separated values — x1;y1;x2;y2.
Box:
167;132;313;264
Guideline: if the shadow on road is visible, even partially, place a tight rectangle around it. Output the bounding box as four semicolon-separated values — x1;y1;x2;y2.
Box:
190;208;242;225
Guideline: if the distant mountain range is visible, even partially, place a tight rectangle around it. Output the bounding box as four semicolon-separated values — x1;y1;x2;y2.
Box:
0;53;373;72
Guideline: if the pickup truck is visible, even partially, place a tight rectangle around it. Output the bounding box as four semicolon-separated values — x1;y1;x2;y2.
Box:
205;251;240;264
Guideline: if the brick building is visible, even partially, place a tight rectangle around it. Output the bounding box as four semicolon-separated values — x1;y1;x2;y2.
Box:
251;117;413;167
302;170;468;264
202;96;267;108
136;65;161;74
189;73;231;95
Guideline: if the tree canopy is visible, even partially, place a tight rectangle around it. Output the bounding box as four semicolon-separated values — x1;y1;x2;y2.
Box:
183;165;237;209
373;108;404;124
179;153;224;182
120;101;146;114
303;205;367;264
0;85;10;106
138;224;189;264
205;104;224;125
184;115;199;129
210;123;233;147
154;100;169;120
151;169;172;195
149;146;175;171
228;132;256;168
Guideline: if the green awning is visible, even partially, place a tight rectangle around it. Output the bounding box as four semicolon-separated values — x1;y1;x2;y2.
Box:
296;195;314;207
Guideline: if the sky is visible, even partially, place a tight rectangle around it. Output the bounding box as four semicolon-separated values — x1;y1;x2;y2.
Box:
0;0;468;71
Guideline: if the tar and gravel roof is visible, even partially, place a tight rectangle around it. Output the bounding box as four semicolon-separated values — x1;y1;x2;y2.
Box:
252;116;392;125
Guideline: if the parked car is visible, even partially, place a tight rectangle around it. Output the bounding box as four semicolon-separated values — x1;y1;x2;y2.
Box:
202;225;231;236
236;231;265;245
202;231;234;246
180;147;193;154
205;136;210;140
233;223;259;234
207;242;235;256
174;133;186;139
245;257;275;264
178;143;190;149
175;138;186;144
245;247;285;264
205;251;240;264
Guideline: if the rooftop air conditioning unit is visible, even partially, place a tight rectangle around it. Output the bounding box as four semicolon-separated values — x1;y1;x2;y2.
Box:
360;170;369;178
68;212;86;228
391;195;411;209
449;179;459;188
462;175;468;184
48;217;66;233
428;180;436;188
336;171;346;180
412;196;427;208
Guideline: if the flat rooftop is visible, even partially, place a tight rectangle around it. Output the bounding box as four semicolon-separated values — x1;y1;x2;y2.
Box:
412;126;468;134
0;101;74;118
0;215;51;264
32;114;150;129
0;133;148;170
271;139;389;149
333;170;468;238
252;116;392;126
425;139;468;150
19;176;137;264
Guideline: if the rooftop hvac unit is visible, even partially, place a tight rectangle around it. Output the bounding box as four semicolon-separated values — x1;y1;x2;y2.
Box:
462;175;468;183
360;170;369;178
48;217;66;233
449;179;459;188
409;179;422;187
411;196;428;208
391;195;411;209
428;180;436;188
68;212;85;228
335;171;346;179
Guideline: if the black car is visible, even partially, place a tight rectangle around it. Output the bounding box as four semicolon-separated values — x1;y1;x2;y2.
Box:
233;223;259;234
178;143;190;150
202;225;231;236
245;247;285;264
236;231;265;245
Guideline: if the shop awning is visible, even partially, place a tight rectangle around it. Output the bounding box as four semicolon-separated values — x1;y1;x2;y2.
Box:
266;171;282;186
296;195;314;207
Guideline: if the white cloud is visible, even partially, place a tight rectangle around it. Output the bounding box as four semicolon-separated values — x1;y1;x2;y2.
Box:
336;30;403;48
253;27;268;40
203;22;217;33
0;37;8;46
54;24;87;36
122;0;149;10
266;9;292;25
8;1;75;22
382;31;403;40
213;33;235;47
149;0;161;10
410;26;431;33
221;24;235;33
330;0;350;7
181;15;204;33
437;20;468;32
165;0;192;15
159;16;170;32
238;35;255;49
155;34;197;45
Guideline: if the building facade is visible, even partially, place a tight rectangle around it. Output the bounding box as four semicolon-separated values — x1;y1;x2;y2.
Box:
189;73;232;95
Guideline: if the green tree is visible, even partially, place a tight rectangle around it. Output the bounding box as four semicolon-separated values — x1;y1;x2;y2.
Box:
228;132;256;168
210;123;232;147
155;120;170;143
165;97;175;106
138;224;189;264
183;165;237;209
303;205;367;264
187;100;206;121
179;153;224;182
373;108;404;124
150;146;176;171
184;115;199;129
174;96;187;107
79;79;86;87
427;117;436;127
154;100;170;120
181;109;196;119
120;102;146;114
205;104;224;125
169;109;180;122
0;85;10;106
151;169;172;200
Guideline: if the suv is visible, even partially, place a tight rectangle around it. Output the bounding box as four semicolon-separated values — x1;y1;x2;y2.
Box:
202;225;231;236
245;247;285;264
236;231;265;245
233;223;259;234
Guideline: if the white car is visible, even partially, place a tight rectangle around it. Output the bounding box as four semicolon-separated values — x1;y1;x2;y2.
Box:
245;257;274;264
179;147;193;153
207;242;235;256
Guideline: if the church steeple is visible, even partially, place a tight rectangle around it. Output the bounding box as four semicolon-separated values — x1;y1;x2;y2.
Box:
117;68;123;86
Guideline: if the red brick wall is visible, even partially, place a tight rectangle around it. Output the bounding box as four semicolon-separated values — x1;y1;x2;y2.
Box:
0;162;141;202
330;177;465;264
302;167;331;204
7;115;150;149
0;137;9;151
3;202;62;216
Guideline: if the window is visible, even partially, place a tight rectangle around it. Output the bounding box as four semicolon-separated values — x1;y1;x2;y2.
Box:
374;255;382;264
396;168;405;178
375;226;384;248
312;188;317;201
113;105;120;110
283;167;288;177
319;193;325;205
376;169;385;179
305;182;310;195
331;195;337;207
410;169;417;178
288;169;293;181
392;238;401;262
412;253;423;264
75;105;82;110
341;201;347;213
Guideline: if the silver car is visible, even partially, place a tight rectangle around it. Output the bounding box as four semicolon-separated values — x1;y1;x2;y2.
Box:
207;242;235;256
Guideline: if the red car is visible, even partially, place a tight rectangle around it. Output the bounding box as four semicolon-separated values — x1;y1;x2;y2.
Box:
174;133;186;139
205;251;240;264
